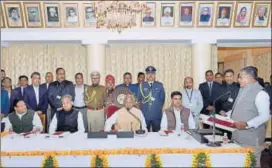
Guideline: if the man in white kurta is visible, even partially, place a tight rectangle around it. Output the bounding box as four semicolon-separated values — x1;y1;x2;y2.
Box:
160;91;196;131
181;77;203;128
105;94;147;132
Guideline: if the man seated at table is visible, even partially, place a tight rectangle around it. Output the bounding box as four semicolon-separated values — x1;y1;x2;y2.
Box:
49;94;85;134
5;99;43;134
104;94;147;132
160;91;196;131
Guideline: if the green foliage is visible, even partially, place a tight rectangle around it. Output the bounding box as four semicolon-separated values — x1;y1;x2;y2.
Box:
150;154;160;168
196;152;208;168
43;156;54;168
249;152;256;168
95;155;103;168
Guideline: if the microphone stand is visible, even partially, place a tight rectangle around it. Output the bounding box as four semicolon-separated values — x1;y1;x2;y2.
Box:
127;108;145;135
207;91;231;147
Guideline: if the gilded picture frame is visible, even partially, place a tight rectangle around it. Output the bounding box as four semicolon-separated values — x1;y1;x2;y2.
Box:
23;2;43;28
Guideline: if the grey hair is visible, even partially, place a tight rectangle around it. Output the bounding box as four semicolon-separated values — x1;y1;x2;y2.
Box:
91;71;100;77
240;66;258;80
124;94;136;106
61;94;73;102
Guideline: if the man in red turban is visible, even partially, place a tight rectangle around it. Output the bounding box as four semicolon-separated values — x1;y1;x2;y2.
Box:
105;75;115;96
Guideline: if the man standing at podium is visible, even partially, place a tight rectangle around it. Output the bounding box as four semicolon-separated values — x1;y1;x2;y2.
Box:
138;66;165;132
231;66;270;167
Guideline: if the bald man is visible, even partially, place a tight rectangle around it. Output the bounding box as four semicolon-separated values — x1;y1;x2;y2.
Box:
84;71;107;132
181;77;203;128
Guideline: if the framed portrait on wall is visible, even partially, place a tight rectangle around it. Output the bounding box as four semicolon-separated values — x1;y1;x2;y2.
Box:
160;3;175;27
252;2;271;27
215;2;234;27
44;3;61;28
4;2;24;28
23;2;43;28
179;2;195;27
197;2;214;27
141;2;156;27
83;3;97;27
233;2;253;27
63;3;79;27
1;4;6;28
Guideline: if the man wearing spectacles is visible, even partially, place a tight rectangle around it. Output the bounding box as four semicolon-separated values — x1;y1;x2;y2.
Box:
231;66;270;167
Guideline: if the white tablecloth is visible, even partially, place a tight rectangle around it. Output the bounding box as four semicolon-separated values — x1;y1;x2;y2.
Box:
1;132;248;167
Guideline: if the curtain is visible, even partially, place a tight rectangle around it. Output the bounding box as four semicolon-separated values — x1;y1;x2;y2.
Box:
254;51;271;83
211;44;218;73
1;44;87;86
105;44;192;108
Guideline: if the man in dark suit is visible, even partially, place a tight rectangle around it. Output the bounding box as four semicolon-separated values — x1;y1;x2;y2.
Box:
116;72;138;97
14;75;29;100
199;70;221;115
48;68;75;119
24;72;48;115
217;69;240;115
41;72;54;90
265;74;272;113
24;72;48;132
137;66;165;132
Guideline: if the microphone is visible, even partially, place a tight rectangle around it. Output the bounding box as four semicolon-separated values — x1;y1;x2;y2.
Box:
126;108;145;134
207;91;231;147
209;91;231;116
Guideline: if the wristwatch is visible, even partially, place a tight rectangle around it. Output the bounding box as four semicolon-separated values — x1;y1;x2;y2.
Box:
245;122;249;129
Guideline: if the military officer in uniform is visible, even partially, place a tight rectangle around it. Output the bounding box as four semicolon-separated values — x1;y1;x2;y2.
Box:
137;66;165;132
84;71;107;132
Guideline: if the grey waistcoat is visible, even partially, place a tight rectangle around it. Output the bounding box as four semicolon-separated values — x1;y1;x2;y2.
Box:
8;110;35;134
231;82;265;146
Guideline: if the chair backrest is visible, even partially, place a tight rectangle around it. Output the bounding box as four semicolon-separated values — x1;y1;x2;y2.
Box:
106;105;120;118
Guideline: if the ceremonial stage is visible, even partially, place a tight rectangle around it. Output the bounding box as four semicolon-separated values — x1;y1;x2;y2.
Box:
1;132;252;167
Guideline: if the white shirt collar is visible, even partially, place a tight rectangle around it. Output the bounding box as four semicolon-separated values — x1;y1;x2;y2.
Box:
75;84;84;88
16;111;27;116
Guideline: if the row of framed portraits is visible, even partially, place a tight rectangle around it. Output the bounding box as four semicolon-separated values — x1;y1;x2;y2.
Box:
1;1;271;28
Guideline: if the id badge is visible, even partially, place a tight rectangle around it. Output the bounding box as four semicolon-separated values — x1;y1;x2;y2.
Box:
151;97;156;101
188;103;193;107
228;97;233;103
56;95;61;99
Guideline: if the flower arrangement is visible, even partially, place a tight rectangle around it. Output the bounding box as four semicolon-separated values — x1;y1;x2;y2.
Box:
145;154;162;168
91;155;109;167
192;152;212;168
41;155;59;168
244;151;256;168
1;147;252;156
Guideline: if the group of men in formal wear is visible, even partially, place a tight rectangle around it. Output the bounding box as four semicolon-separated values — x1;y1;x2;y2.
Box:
1;66;271;165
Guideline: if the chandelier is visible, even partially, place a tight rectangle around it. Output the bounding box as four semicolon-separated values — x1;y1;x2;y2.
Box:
93;1;147;33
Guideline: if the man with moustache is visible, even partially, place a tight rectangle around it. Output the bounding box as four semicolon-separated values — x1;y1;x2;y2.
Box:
217;69;240;116
41;72;53;90
48;68;74;119
231;66;270;167
181;77;203;128
73;73;88;132
138;66;165;132
84;71;107;132
105;75;115;96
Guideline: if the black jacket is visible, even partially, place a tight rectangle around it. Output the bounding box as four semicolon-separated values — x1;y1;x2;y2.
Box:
199;81;221;115
48;80;75;111
216;82;240;113
265;85;272;113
